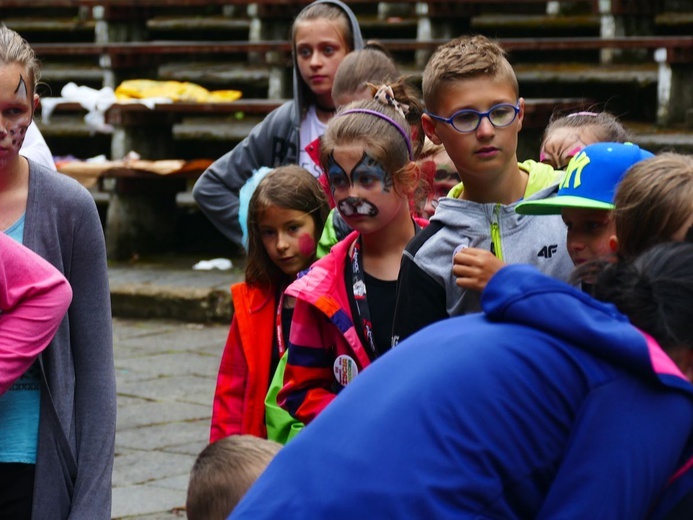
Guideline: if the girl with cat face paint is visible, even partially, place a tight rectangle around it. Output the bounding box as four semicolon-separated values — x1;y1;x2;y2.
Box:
276;87;420;425
0;26;115;520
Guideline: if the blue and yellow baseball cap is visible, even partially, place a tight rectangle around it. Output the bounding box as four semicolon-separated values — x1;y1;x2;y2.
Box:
516;142;654;215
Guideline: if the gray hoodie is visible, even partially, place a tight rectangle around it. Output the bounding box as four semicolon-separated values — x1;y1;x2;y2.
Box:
193;0;363;247
392;162;576;344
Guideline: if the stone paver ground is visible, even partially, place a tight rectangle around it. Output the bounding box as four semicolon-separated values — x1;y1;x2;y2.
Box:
112;318;228;519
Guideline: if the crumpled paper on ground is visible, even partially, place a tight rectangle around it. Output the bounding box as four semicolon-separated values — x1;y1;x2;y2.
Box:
192;258;234;271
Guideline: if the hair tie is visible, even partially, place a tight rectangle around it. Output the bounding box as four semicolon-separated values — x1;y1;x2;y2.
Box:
339;108;413;160
373;85;409;118
567;111;599;118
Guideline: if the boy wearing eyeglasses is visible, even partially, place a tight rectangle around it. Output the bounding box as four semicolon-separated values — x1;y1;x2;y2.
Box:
392;34;575;344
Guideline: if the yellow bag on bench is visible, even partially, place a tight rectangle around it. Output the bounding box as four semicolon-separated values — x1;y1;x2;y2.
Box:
115;80;241;103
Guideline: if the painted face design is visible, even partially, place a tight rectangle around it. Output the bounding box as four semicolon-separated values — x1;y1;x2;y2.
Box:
0;70;33;157
328;151;393;218
338;196;379;217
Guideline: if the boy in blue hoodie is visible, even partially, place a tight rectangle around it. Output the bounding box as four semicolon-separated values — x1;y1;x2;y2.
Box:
228;241;693;520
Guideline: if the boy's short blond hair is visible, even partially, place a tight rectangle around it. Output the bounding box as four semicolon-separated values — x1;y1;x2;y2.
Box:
186;435;282;520
422;35;519;112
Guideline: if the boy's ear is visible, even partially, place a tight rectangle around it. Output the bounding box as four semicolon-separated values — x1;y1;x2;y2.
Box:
609;235;619;253
421;113;442;145
33;94;39;110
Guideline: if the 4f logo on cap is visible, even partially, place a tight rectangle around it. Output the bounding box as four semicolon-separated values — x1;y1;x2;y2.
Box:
560;151;590;190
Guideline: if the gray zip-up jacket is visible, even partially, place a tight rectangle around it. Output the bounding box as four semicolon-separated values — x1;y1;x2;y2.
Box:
23;160;116;520
192;0;364;247
392;161;575;344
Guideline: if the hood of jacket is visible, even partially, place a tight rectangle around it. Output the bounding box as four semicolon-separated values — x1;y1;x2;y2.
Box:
483;264;693;394
291;0;364;127
285;230;358;307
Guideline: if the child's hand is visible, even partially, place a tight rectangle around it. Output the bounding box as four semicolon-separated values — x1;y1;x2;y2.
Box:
453;247;506;292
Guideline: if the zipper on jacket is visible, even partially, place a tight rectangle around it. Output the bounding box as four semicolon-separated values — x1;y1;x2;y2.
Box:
490;204;503;261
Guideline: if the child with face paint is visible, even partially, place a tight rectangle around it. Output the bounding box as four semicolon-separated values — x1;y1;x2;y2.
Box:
0;26;115;519
275;90;420;425
414;139;460;219
317;73;427;257
193;0;363;249
211;165;329;441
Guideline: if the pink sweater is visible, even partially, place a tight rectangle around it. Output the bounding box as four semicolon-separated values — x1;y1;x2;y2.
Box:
0;233;72;394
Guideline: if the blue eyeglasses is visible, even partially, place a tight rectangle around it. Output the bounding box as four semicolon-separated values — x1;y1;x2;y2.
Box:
425;103;520;133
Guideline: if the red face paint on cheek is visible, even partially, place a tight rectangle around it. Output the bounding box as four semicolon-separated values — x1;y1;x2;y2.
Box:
298;233;316;257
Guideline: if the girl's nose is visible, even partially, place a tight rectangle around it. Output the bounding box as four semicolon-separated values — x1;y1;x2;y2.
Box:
276;233;289;252
310;52;322;68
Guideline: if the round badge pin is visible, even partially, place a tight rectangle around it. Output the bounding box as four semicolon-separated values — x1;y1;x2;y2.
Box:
333;355;359;386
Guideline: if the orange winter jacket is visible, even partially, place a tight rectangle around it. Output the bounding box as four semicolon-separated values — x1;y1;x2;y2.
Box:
211;282;278;441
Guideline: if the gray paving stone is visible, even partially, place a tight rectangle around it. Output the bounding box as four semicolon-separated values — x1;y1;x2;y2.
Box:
112;484;187;519
164;439;208;458
116;419;208;452
117;395;152;408
116;352;220;379
116;401;210;431
149;474;191;492
117;375;215;407
113;451;195;487
110;317;228;518
113;319;179;340
115;325;229;353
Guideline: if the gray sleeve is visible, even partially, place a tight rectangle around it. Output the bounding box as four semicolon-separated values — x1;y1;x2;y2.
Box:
192;102;297;247
66;194;116;519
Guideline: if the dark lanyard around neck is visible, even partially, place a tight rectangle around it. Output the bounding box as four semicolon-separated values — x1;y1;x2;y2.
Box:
349;237;378;358
274;283;288;356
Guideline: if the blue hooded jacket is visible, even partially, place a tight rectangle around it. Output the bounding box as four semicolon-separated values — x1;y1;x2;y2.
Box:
229;264;693;520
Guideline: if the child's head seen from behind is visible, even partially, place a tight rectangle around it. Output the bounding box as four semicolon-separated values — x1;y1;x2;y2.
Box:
186;435;282;520
517;142;654;274
320;93;418;235
540;111;630;170
421;35;523;192
331;42;399;107
332;49;426;161
246;165;329;287
614;152;693;260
